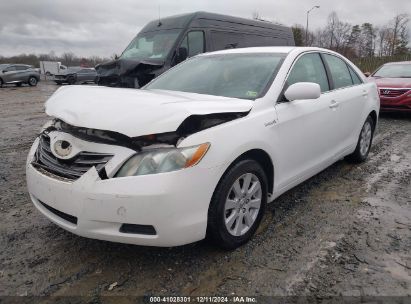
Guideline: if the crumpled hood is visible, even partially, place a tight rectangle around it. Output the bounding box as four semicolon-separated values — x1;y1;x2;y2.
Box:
45;86;253;137
95;58;164;87
96;58;163;77
368;77;411;88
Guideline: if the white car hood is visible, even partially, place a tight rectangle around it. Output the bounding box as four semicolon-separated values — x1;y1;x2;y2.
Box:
45;86;253;137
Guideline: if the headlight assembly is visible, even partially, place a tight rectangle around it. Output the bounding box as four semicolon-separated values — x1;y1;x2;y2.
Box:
115;143;210;177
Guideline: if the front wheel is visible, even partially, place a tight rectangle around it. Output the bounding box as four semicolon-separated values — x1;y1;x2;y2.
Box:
67;76;76;85
28;77;38;86
207;160;267;249
347;116;374;163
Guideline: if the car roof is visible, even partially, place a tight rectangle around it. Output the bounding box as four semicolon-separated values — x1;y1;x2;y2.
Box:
384;61;411;65
141;11;292;33
0;63;30;67
198;46;330;56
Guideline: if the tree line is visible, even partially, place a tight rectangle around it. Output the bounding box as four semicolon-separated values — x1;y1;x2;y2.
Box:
0;51;110;68
292;12;410;58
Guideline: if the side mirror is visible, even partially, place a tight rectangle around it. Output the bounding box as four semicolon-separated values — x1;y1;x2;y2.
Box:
363;72;371;77
175;47;188;64
284;82;321;102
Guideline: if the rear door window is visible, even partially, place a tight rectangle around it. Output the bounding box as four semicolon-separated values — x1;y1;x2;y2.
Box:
323;54;353;89
211;31;244;50
286;53;329;93
16;65;29;71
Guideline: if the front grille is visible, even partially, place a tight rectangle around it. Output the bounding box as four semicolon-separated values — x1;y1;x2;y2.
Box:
32;134;113;181
39;200;78;225
379;88;409;98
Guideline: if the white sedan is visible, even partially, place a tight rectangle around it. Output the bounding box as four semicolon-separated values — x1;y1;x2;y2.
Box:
26;47;379;249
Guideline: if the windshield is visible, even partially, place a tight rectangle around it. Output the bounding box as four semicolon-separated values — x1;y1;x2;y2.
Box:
373;64;411;78
144;53;285;100
120;29;181;61
66;67;82;73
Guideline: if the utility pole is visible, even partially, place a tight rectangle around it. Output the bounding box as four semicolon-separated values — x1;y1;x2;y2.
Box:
305;5;320;46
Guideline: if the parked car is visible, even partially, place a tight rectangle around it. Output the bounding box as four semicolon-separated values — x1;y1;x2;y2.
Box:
96;11;295;88
26;47;379;249
0;64;40;87
367;61;411;113
54;67;98;85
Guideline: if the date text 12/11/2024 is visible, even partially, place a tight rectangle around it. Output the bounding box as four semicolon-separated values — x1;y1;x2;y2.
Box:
149;296;257;303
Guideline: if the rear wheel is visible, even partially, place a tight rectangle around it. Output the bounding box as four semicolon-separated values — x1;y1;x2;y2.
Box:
347;116;374;163
0;78;3;87
207;160;267;249
16;82;22;87
28;77;38;86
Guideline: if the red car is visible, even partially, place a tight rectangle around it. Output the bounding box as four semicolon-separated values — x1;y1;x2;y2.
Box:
368;61;411;113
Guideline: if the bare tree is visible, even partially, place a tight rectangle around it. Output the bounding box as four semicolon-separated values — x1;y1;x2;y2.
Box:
389;14;409;55
61;52;76;66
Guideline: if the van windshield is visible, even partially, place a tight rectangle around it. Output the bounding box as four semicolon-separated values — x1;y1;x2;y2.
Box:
144;53;286;100
120;29;181;61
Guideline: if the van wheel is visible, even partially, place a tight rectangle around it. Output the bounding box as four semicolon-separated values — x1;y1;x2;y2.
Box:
0;78;3;87
347;116;374;163
16;83;22;87
207;160;267;249
28;77;38;86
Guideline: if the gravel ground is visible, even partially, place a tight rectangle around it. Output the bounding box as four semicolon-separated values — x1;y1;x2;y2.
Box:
0;82;410;300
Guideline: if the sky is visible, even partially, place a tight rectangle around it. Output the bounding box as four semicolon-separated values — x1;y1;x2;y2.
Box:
0;0;410;58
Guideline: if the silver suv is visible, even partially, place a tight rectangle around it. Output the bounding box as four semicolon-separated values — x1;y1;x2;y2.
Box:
0;64;40;87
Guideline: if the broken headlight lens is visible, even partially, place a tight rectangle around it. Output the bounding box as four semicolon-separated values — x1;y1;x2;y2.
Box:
115;143;210;177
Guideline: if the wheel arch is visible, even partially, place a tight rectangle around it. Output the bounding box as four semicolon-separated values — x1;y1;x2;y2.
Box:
217;148;275;196
369;110;378;131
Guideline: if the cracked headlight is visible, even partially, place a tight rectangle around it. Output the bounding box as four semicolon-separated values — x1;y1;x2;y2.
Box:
115;143;210;177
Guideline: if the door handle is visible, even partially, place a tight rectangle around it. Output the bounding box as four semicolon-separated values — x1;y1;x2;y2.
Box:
329;100;339;109
362;90;368;97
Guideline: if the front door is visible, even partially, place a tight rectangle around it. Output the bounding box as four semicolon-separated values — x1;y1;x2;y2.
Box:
272;52;340;190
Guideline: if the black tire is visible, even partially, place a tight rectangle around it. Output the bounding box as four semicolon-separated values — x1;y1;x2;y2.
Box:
54;81;62;85
67;76;76;85
94;76;99;84
16;82;22;87
28;76;38;86
207;159;268;249
347;116;375;163
0;78;3;87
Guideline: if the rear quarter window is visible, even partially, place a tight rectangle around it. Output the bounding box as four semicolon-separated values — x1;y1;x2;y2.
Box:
348;65;363;85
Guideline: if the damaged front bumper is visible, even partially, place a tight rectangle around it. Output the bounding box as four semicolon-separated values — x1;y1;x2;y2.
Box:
26;133;224;247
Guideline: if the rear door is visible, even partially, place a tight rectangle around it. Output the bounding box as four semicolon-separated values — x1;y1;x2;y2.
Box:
274;52;339;189
2;65;17;82
321;53;366;154
76;69;91;82
15;65;30;82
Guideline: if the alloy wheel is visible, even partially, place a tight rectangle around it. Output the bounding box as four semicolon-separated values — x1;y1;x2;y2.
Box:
359;121;372;156
224;173;262;236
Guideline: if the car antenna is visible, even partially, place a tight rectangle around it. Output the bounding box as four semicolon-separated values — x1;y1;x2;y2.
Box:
158;6;162;26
